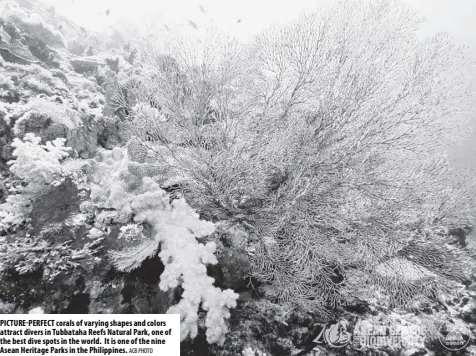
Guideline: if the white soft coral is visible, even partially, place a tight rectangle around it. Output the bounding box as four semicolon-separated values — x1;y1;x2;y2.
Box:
155;198;237;344
8;133;70;187
0;134;71;228
90;148;238;345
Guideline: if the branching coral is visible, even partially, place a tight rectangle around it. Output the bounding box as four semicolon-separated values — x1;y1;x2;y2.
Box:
0;235;100;281
0;133;70;228
0;134;100;281
13;97;80;138
90;147;238;344
118;0;476;317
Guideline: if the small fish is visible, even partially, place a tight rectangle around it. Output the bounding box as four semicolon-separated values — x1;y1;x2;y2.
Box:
163;24;170;32
188;20;198;30
199;4;206;14
105;9;110;16
237;19;242;23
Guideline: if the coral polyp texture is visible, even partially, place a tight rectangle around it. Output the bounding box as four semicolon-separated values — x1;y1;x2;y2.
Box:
90;147;238;345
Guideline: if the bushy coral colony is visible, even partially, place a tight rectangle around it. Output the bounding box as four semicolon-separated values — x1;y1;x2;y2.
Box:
1;136;238;344
0;134;70;226
90;147;238;344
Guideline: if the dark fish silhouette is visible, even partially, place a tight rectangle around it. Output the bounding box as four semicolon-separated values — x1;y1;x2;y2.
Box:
237;19;242;23
163;24;170;32
199;4;206;14
188;20;198;30
105;9;110;16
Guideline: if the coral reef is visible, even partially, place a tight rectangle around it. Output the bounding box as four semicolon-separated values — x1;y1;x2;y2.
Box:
0;2;475;356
